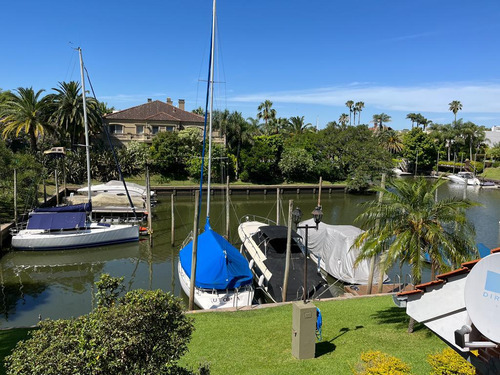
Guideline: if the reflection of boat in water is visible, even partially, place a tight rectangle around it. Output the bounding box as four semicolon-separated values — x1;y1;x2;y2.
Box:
447;172;480;186
238;218;330;303
296;219;388;285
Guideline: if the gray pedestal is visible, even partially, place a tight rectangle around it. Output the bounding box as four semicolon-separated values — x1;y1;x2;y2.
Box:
291;301;316;359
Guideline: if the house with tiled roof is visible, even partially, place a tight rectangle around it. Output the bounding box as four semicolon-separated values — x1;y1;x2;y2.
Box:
102;98;215;147
397;249;500;375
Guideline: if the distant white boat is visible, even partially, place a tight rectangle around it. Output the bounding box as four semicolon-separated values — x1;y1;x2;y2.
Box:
392;168;411;176
447;172;480;186
77;180;155;199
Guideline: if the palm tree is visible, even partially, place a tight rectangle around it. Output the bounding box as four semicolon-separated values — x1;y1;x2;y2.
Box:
354;177;478;332
448;100;462;125
406;113;417;129
355;101;365;124
287;116;312;134
0;87;52;153
345;100;354;125
257;100;277;129
338;113;349;127
48;81;101;147
377;129;403;154
372;113;391;131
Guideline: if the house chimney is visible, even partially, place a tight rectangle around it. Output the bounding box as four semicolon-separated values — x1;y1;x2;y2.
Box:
147;98;152;102
178;99;185;111
166;97;173;105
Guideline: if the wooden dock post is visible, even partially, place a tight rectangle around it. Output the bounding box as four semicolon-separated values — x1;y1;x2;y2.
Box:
13;169;17;224
55;169;59;206
317;176;323;207
171;193;175;246
282;199;294;302
146;167;153;245
225;176;230;239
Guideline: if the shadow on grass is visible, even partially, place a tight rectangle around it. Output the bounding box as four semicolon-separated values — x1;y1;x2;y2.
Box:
315;325;364;357
372;306;426;333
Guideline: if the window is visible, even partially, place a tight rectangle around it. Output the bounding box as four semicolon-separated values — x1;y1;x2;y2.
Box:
136;125;144;134
109;124;123;134
152;126;160;135
166;126;174;132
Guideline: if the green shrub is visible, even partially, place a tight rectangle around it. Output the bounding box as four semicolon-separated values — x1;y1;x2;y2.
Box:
354;350;412;375
427;347;475;375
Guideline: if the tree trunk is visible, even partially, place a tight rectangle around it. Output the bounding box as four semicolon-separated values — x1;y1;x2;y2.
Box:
407;317;416;333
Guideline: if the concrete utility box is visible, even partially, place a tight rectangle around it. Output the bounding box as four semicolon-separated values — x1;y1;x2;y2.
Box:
291;301;317;359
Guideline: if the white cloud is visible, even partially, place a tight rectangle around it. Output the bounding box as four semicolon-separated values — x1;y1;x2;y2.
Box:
229;82;500;114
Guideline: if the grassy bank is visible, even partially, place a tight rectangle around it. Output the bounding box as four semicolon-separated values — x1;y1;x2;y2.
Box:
180;296;446;375
481;167;500;181
0;328;34;375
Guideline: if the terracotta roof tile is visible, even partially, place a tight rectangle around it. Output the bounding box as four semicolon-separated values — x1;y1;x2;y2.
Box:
415;279;445;290
104;100;204;123
462;259;480;269
436;267;470;280
491;247;500;254
397;289;423;297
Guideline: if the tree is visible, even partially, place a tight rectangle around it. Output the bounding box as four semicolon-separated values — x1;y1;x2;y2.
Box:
372;113;391;131
345;100;354;125
377;129;403;154
0;87;52;153
402;128;437;173
5;274;207;375
278;147;314;182
287;116;312;134
354;178;478;332
48;81;101;147
448;100;462;125
149;132;191;179
240;134;283;183
338;113;349;127
192;107;205;116
355;101;365;124
257;100;276;129
406;113;417;129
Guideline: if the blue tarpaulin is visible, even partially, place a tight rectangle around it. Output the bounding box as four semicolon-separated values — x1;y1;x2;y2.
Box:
27;212;87;230
34;202;91;213
179;223;253;290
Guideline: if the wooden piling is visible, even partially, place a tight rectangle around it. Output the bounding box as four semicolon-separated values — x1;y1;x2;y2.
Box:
171;193;175;246
225;176;230;239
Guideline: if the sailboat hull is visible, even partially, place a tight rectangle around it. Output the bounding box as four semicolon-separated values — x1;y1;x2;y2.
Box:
178;260;254;309
11;224;139;251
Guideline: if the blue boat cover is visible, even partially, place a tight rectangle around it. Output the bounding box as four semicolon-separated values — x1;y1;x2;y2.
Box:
477;243;491;258
179;223;253;290
27;212;87;230
34;202;91;213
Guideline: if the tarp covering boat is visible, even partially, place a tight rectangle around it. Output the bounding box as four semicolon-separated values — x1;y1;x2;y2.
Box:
27;212;87;230
179;224;253;290
297;218;387;284
34;202;91;213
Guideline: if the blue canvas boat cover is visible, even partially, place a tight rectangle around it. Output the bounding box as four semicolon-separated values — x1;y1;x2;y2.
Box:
179;224;253;290
34;202;91;213
27;212;87;230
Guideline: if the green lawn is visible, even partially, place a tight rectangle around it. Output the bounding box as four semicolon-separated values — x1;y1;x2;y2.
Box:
481;167;500;181
180;296;446;375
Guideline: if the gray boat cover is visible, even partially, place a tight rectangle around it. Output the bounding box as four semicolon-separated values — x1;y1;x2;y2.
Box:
297;218;387;284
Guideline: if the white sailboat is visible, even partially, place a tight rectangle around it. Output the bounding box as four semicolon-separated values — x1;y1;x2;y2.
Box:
177;0;254;309
11;48;139;251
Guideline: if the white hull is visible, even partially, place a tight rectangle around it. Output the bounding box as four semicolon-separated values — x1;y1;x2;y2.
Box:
77;180;155;198
447;173;480;186
11;223;139;251
178;260;254;310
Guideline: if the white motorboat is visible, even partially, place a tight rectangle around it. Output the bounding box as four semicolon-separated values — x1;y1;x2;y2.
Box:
11;48;139;251
77;180;155;199
447;172;480;185
238;218;330;303
177;0;254;310
296;218;388;285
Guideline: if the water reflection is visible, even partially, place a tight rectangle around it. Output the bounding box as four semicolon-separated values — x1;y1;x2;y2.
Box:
1;182;499;327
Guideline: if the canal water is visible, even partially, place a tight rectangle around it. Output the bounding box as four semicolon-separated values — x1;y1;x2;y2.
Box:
1;181;499;327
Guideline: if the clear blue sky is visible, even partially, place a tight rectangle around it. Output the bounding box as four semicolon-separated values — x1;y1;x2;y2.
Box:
2;0;500;130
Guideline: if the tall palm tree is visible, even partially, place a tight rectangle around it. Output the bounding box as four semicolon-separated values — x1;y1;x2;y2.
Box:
338;113;349;127
287;116;312;134
448;100;463;125
0;87;52;153
345;100;354;125
372;113;391;131
355;101;365;124
377;129;403;154
48;81;101;147
257;100;276;129
354;177;478;332
406;113;417;129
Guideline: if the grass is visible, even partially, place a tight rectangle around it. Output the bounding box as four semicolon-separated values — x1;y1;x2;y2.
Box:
480;167;500;180
180;296;446;375
0;328;34;375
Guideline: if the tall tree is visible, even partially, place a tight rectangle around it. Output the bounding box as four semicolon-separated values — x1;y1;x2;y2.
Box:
406;113;417;129
257;100;276;129
338;113;349;127
355;101;365;124
0;87;52;153
354;177;478;332
345;100;354;125
448;100;463;125
287;116;312;134
372;113;391;131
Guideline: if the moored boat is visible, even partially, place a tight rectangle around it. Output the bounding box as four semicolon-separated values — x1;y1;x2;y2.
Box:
447;171;480;185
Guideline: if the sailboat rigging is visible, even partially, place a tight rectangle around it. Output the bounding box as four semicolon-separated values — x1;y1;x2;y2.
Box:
178;0;254;309
11;48;139;250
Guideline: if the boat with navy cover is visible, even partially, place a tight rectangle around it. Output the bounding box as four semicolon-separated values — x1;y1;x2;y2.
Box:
238;218;330;303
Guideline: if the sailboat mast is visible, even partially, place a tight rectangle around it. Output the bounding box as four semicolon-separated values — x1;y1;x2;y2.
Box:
78;48;92;204
206;0;216;221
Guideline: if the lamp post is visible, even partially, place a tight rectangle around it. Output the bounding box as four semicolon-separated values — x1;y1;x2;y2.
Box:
292;206;323;302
